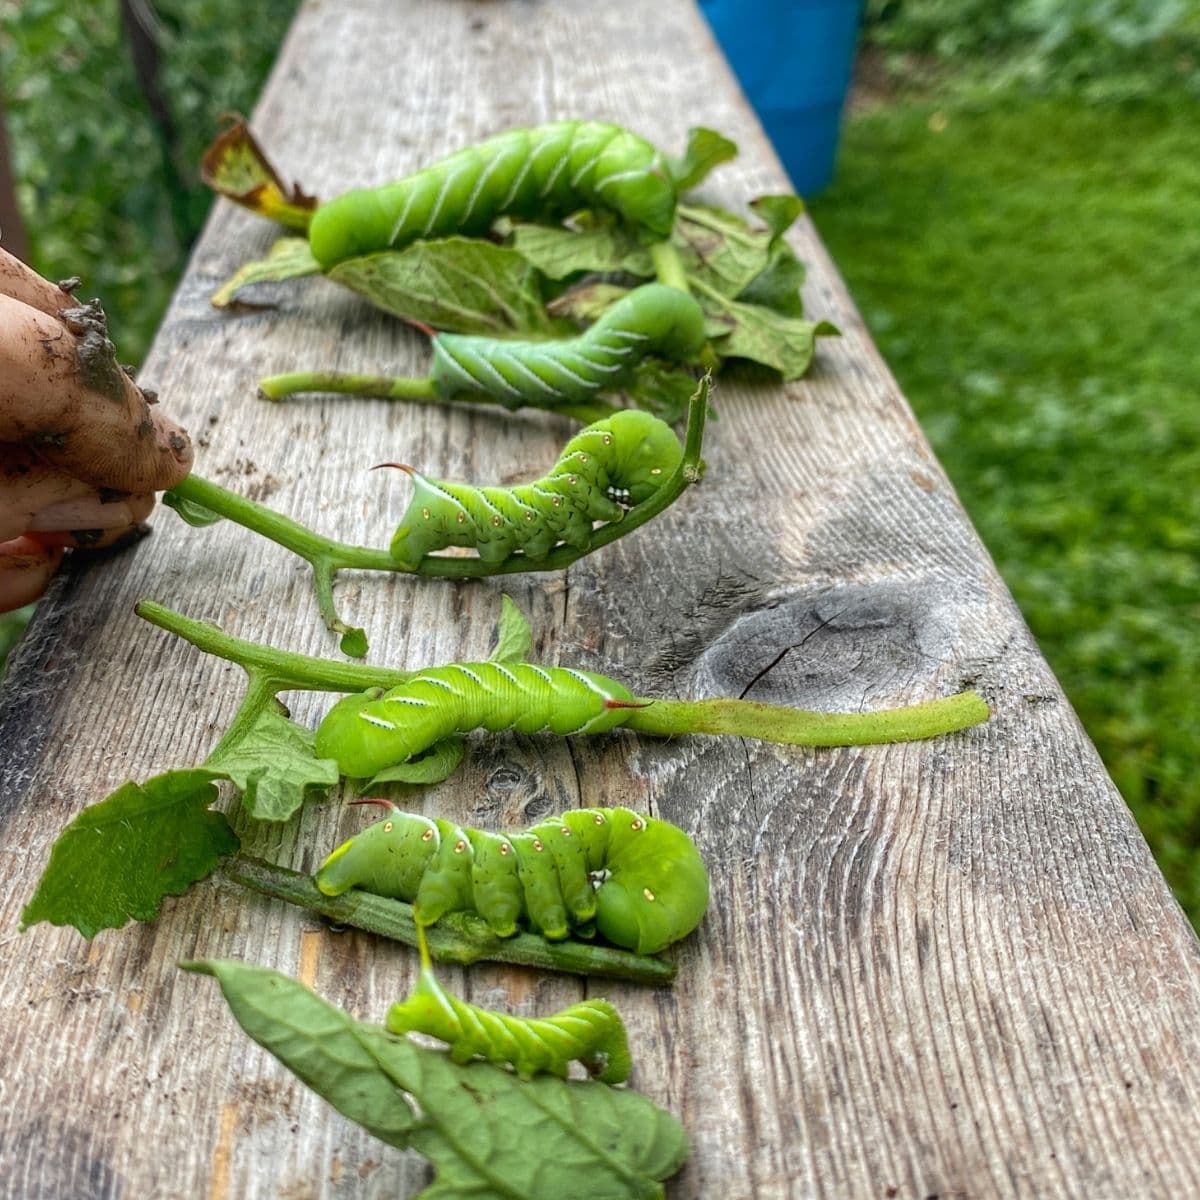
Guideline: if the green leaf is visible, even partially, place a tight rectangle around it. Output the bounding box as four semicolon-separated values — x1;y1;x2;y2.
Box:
668;127;739;191
748;193;805;239
491;594;532;664
624;361;702;424
22;770;238;938
509;222;652;280
735;240;807;318
211;237;322;308
162;488;224;528
367;738;466;788
673;203;778;298
547;283;633;324
188;961;690;1199
704;291;840;380
339;626;370;659
330;238;567;335
204;700;339;822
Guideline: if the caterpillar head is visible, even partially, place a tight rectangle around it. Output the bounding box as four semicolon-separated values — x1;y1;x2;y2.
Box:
593;136;677;238
314;807;439;899
605;410;685;505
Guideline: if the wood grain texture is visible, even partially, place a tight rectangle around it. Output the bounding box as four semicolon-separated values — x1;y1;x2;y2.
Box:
2;1;1199;1196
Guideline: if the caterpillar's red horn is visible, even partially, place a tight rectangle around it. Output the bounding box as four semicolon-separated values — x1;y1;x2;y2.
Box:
349;797;400;811
371;462;415;474
605;699;653;710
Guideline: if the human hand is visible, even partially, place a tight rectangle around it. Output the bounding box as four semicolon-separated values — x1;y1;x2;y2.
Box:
0;248;192;611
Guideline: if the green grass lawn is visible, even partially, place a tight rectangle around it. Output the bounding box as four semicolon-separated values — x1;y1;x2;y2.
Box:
810;94;1200;918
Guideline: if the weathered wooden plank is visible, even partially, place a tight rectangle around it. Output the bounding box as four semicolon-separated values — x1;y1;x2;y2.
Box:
2;1;1199;1196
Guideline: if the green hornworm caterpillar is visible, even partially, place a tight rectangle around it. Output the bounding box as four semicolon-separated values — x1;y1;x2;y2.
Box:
314;661;641;779
431;283;703;407
314;804;710;956
386;408;683;569
257;282;705;418
387;927;632;1082
307;121;677;268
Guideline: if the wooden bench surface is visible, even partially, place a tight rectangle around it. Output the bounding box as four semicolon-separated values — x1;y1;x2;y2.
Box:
3;1;1200;1196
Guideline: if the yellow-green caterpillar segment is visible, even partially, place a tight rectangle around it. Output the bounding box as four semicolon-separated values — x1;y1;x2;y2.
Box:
314;661;642;780
428;284;705;410
387;409;683;570
314;805;710;955
308;121;677;268
388;927;632;1083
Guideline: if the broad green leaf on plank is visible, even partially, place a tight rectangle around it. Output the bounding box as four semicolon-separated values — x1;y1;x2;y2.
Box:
367;738;466;789
211;237;322;308
187;960;690;1199
200;118;318;231
204;700;339;822
340;626;370;659
668;127;739;191
491;593;533;664
162;489;224;528
704;289;840;380
509;222;652;280
547;282;632;324
22;770;237;938
735;239;807;318
330;238;568;336
673;204;778;298
748;193;805;240
624;361;703;424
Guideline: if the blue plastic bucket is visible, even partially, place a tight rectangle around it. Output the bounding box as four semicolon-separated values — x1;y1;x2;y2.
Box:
698;0;863;194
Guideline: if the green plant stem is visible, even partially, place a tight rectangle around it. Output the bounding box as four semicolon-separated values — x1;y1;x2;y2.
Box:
624;691;990;745
258;371;439;403
134;599;412;693
162;379;708;649
226;855;676;984
650;239;691;293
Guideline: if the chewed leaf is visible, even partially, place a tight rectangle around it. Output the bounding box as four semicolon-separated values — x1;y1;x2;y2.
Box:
509;222;652;280
211;238;322;308
201;117;317;230
188;960;690;1199
204;701;339;823
669;127;739;191
704;290;839;380
330;238;568;336
547;282;633;324
22;770;237;938
491;594;533;664
673;203;778;298
736;240;806;318
367;739;466;788
624;361;702;424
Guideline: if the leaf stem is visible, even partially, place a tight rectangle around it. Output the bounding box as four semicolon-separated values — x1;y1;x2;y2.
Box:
226;855;676;984
134;599;413;693
650;240;691;294
624;691;990;745
257;371;439;402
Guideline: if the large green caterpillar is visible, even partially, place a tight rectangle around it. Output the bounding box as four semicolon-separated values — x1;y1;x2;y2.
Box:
257;283;705;417
385;409;683;570
314;804;710;956
307;121;676;268
387;928;631;1082
314;661;640;779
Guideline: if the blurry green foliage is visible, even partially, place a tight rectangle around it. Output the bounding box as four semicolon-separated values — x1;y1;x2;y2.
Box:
812;95;1200;920
864;0;1200;99
0;0;298;364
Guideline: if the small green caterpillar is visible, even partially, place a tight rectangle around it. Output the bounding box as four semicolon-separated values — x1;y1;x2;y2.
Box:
308;121;677;268
314;661;640;779
314;804;710;955
429;284;704;409
387;927;631;1082
385;409;683;570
